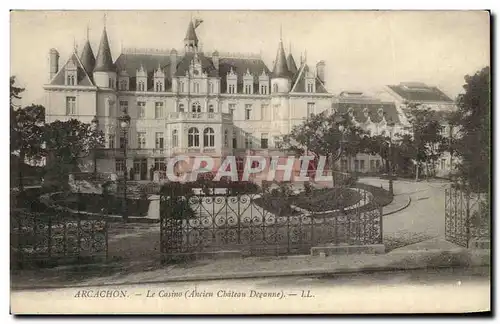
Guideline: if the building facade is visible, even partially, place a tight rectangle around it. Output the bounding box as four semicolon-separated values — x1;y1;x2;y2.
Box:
44;19;336;180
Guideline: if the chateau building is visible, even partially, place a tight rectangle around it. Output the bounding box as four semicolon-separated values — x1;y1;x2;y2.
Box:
43;19;334;180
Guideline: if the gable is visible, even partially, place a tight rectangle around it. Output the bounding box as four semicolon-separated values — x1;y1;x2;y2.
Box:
49;53;94;87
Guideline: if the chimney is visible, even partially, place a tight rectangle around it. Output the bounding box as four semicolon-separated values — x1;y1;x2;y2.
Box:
316;60;325;84
170;48;178;78
48;48;59;81
212;50;219;71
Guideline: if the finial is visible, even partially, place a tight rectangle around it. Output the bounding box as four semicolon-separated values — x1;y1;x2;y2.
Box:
289;41;292;54
280;24;283;42
103;13;107;29
304;49;307;63
86;24;90;40
73;37;77;53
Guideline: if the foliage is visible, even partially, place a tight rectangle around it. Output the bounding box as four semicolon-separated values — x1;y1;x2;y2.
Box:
451;66;490;192
44;119;105;186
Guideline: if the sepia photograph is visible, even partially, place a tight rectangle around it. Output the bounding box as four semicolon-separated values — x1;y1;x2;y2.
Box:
9;9;491;314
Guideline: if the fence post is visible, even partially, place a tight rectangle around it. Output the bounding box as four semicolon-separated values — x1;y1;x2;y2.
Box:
379;206;384;244
48;213;52;259
465;190;471;248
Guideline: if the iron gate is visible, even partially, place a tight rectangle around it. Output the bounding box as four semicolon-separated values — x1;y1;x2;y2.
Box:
160;189;383;258
445;186;490;248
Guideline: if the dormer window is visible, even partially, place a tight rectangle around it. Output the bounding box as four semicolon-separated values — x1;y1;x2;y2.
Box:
273;83;278;93
155;81;163;92
179;81;185;93
226;68;238;94
193;82;200;93
108;78;115;89
306;82;314;93
138;81;146;92
119;79;128;91
65;58;77;86
209;82;214;93
67;75;76;86
228;84;236;94
260;84;268;94
244;84;253;94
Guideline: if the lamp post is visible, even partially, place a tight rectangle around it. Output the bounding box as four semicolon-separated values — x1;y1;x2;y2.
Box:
91;115;99;176
329;115;347;188
386;121;395;196
118;111;131;222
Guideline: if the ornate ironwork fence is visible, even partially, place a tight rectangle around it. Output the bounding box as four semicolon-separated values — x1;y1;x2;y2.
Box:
160;189;383;258
445;186;490;248
10;209;108;268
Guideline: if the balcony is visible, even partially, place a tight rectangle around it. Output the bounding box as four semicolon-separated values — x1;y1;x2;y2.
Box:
166;112;233;124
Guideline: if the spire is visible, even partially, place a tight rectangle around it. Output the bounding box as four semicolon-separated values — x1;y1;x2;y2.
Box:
286;42;298;75
184;20;199;49
271;37;291;79
80;25;96;74
93;25;115;73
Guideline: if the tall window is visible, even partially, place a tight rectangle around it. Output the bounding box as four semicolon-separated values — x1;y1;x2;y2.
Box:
191;102;201;113
155;102;164;119
109;78;114;88
154;158;166;171
179;81;185;92
244;84;252;94
232;131;237;149
360;160;365;171
209;82;214;93
208;105;214;113
203;127;215;147
119;135;127;149
229;103;236;116
188;127;200;147
245;133;252;149
307;82;314;93
65;96;76;115
307;102;315;117
228;84;236;94
245;104;252;120
273;104;280;120
193;82;200;93
155;132;164;149
224;130;228;147
137;132;146;149
120;101;129;114
115;159;125;174
137;101;146;119
261;104;268;120
260;133;269;149
178;103;185;113
119;80;128;91
172;129;179;148
138;81;145;91
108;134;115;149
273;83;278;93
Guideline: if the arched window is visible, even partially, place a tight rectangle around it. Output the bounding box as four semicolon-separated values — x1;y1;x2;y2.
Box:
203;128;215;147
155;81;163;92
188;127;199;147
232;131;237;149
178;103;185;113
138;81;145;91
193;82;200;93
273;83;278;93
172;129;179;148
191;102;201;113
208;105;214;113
224;130;228;147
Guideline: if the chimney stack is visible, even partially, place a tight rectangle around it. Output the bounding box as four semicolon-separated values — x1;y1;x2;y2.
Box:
48;48;60;81
316;60;325;84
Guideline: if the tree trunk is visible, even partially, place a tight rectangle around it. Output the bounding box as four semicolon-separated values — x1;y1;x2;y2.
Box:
415;161;420;182
18;150;25;192
330;154;336;188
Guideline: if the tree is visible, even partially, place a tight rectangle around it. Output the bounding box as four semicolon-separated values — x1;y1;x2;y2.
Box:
10;77;46;191
403;103;446;181
452;66;490;192
44;119;105;188
282;111;366;186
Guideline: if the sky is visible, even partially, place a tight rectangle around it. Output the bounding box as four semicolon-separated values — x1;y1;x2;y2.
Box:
10;10;490;106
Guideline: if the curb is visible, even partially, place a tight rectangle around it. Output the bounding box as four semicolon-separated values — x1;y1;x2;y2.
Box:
11;249;490;291
383;196;412;216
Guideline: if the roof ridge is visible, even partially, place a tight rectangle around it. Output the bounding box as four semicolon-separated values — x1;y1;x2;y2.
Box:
290;63;306;92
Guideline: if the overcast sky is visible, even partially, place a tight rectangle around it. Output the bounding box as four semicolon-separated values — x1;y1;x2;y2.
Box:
10;10;489;106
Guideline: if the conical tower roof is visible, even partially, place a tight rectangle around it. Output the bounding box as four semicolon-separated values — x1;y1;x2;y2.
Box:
184;21;198;46
80;40;96;74
93;27;115;73
286;53;298;75
272;40;291;78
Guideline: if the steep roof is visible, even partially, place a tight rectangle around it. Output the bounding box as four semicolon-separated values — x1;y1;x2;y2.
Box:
80;40;96;75
49;52;94;86
94;28;116;73
114;52;271;93
184;21;198;46
388;83;453;103
271;41;291;78
333;98;401;124
290;64;328;93
286;53;298;75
